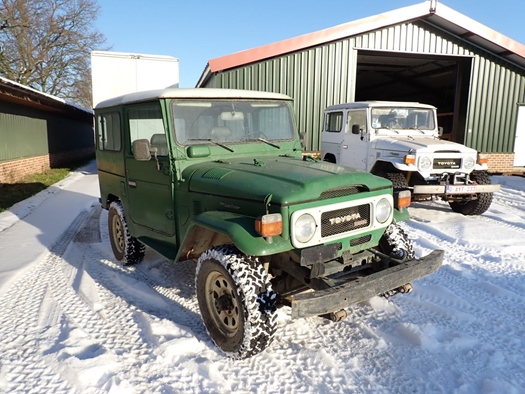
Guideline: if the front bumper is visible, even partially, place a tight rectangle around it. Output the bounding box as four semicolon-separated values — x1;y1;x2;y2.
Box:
289;249;444;319
413;184;500;194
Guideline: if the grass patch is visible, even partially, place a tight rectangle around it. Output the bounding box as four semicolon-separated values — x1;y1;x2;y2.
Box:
0;160;91;213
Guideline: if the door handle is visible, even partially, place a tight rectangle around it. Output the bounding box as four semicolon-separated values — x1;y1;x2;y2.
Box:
128;180;137;187
343;145;348;149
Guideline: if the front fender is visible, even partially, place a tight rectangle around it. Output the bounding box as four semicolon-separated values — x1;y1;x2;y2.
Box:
176;211;293;261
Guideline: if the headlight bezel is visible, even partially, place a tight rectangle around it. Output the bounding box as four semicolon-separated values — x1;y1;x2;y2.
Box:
294;213;317;244
463;156;476;170
418;155;432;171
375;198;393;224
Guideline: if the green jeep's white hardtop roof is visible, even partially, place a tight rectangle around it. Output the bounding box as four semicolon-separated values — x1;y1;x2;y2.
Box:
95;88;292;109
325;101;437;112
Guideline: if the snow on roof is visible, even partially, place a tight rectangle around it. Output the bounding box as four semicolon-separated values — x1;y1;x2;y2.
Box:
0;75;93;115
205;1;525;76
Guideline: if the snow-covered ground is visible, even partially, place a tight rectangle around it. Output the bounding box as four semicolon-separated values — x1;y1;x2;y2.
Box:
1;162;524;394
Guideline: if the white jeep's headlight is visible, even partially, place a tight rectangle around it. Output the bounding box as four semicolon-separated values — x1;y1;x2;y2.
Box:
418;156;432;171
375;198;392;223
294;213;316;243
463;156;475;170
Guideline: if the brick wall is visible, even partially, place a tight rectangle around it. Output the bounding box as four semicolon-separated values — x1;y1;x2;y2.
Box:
0;148;94;183
484;153;525;174
0;154;50;183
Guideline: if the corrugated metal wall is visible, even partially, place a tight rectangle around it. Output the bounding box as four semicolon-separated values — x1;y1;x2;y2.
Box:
0;104;48;161
207;21;525;153
0;99;94;163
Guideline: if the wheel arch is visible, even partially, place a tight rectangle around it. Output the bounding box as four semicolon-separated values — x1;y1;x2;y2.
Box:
176;211;292;262
323;153;337;163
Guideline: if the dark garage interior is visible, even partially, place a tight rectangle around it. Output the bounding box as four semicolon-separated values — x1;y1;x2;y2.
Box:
355;50;472;143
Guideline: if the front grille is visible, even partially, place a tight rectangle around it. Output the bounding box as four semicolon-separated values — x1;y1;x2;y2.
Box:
321;204;370;237
433;158;461;169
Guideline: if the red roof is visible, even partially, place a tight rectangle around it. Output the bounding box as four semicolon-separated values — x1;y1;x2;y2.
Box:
208;2;525;73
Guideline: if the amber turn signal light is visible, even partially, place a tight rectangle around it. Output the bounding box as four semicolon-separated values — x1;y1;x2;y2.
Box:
397;190;412;209
404;154;416;165
477;154;488;165
255;213;283;237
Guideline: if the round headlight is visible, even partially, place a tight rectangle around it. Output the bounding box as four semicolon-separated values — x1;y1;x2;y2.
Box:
294;213;316;243
418;156;432;171
463;156;475;170
375;198;392;224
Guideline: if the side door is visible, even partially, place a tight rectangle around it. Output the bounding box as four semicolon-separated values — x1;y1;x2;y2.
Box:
124;103;175;236
339;109;369;171
321;110;344;163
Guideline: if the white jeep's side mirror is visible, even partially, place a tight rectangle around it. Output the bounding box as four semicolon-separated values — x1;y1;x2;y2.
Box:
438;126;444;136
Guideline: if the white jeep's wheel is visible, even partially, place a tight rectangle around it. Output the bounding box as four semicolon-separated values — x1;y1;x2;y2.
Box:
378;223;415;261
196;245;277;359
449;171;494;216
108;201;145;265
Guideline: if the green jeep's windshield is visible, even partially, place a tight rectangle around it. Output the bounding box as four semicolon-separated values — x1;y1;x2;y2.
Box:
171;99;295;145
371;107;436;130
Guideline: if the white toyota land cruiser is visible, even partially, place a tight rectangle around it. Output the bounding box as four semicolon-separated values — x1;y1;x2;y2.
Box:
321;101;500;215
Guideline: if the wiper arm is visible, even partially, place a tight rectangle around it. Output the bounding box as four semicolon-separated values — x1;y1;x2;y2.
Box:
409;126;425;134
256;137;281;149
187;138;235;152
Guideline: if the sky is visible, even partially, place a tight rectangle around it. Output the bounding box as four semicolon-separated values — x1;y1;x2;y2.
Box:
94;0;525;88
1;163;525;392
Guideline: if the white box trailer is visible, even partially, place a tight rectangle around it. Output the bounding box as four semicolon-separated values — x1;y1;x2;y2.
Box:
91;50;179;108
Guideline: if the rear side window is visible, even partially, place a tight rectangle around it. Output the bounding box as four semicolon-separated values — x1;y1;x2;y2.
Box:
325;112;343;132
97;112;121;151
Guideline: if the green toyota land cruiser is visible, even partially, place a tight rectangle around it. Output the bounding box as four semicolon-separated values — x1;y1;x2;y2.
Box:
94;88;443;359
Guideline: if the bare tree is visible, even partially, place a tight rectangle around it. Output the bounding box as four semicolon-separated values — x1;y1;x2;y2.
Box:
0;0;108;108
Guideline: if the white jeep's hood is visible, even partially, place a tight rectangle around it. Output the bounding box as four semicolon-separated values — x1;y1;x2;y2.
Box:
372;136;477;154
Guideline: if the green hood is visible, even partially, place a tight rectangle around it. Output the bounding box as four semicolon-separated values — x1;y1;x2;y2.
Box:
184;156;392;205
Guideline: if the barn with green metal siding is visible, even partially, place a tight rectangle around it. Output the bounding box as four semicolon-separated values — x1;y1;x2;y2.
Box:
0;76;94;182
196;1;525;174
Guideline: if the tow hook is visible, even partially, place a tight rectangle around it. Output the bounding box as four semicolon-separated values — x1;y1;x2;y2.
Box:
320;309;348;322
381;283;414;298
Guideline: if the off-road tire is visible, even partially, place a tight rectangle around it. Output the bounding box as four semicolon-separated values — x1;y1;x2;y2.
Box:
108;201;145;265
449;171;493;216
196;245;277;359
378;223;415;261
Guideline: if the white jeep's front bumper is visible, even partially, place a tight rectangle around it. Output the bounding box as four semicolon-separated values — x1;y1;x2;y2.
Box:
413;184;501;195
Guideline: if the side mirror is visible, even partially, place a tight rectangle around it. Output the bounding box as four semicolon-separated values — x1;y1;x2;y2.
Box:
300;131;306;149
351;124;361;135
133;139;152;161
438;126;444;136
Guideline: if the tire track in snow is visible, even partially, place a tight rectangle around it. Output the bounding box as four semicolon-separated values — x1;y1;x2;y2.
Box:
391;216;525;391
0;210;93;394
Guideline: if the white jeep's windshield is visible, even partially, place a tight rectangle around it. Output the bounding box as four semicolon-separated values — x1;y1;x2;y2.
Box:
371;107;435;131
171;99;296;145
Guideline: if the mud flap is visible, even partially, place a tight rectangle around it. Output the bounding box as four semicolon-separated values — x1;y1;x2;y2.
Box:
289;249;444;319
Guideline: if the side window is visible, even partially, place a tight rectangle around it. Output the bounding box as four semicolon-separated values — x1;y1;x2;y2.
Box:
325;112;343;132
97;112;121;151
347;110;367;133
128;105;168;156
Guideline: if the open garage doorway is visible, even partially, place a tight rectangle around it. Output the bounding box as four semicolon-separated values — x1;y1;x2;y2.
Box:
355;50;472;144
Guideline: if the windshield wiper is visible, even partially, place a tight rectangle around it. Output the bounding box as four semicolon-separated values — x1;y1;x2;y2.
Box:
408;126;426;134
256;137;281;149
188;138;235;152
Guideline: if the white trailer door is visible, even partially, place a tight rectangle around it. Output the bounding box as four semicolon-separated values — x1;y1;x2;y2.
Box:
514;104;525;166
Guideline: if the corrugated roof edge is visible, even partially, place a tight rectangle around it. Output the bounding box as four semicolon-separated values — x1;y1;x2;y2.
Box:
205;1;525;74
95;88;293;109
0;76;93;114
